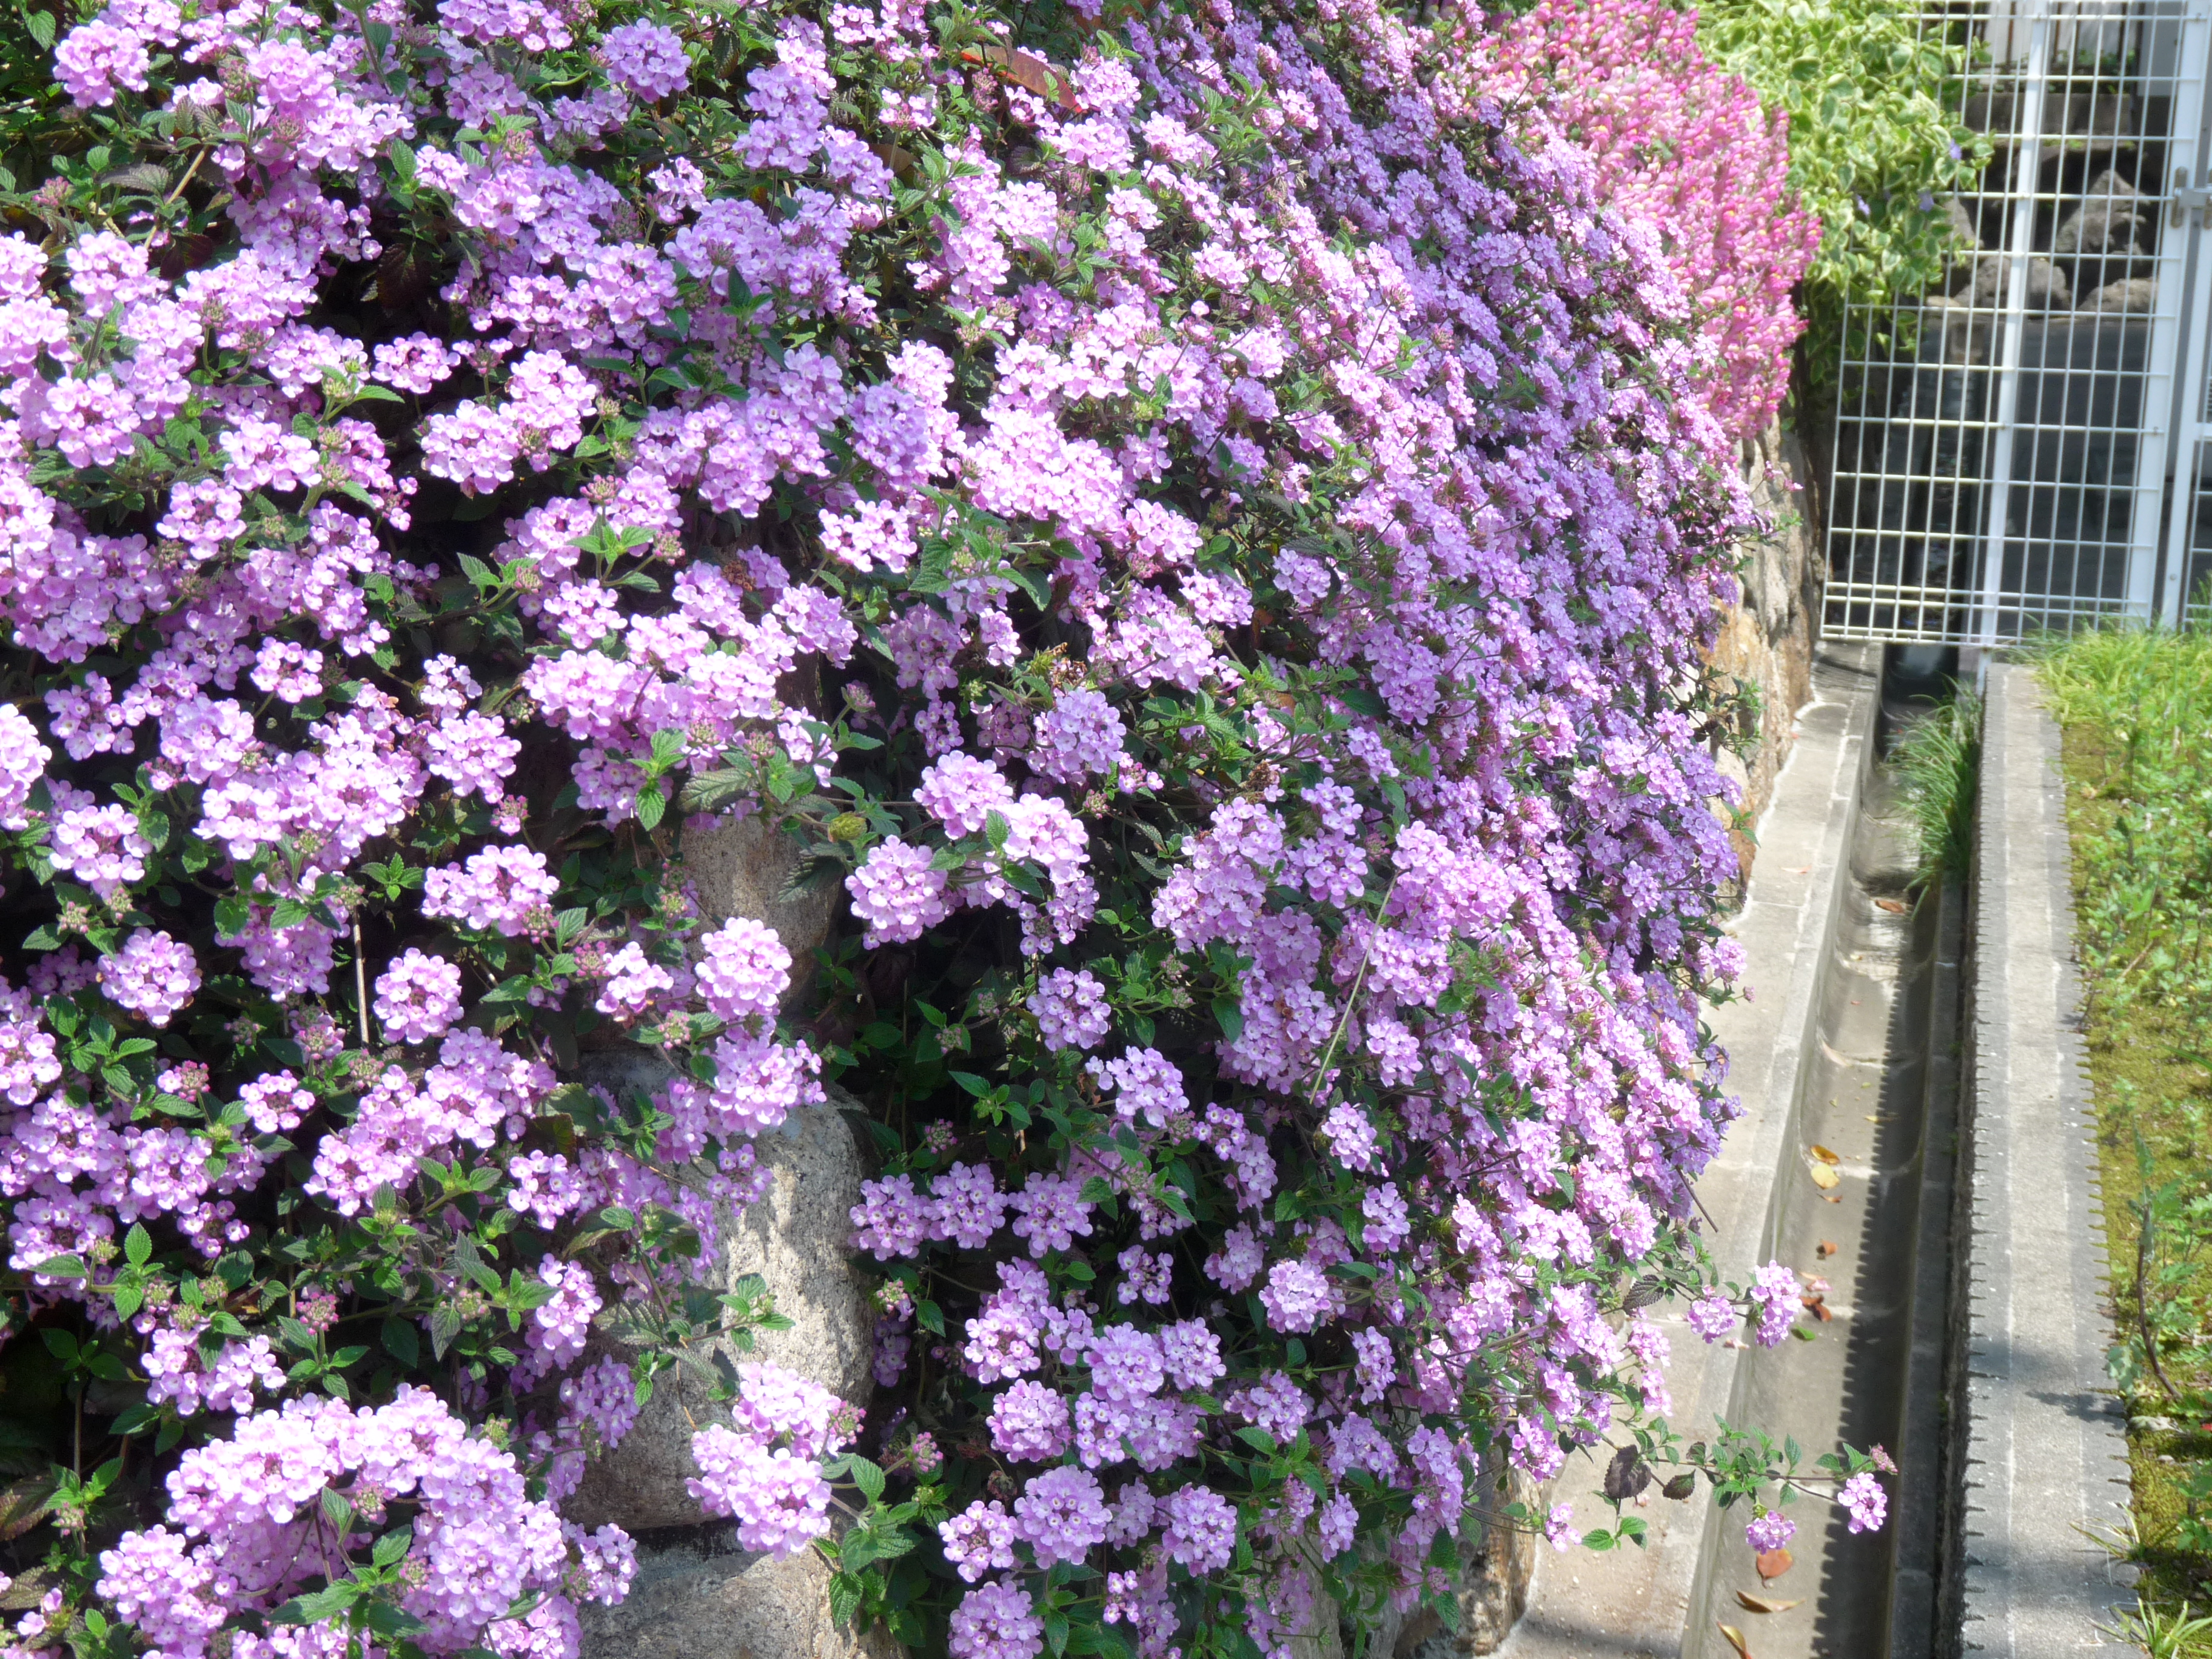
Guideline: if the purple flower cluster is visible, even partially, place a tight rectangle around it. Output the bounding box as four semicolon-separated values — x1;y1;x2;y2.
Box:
686;1362;853;1560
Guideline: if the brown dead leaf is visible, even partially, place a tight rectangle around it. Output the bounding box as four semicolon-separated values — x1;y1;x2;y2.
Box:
1874;897;1908;914
1822;1193;1843;1204
1809;1144;1841;1164
1784;865;1811;874
1754;1546;1794;1581
958;42;1085;112
1816;1240;1838;1258
1717;1623;1754;1658
1808;1161;1841;1191
1734;1592;1803;1615
1800;1294;1833;1322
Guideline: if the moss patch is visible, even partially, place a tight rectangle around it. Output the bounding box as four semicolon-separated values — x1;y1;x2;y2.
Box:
2040;630;2212;1629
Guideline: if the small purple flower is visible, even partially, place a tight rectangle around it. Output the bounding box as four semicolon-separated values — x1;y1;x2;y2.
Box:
1839;1472;1888;1534
98;930;199;1027
1544;1502;1576;1552
1259;1258;1333;1333
1685;1289;1740;1342
1748;1261;1801;1348
1746;1509;1794;1553
374;949;463;1045
948;1582;1043;1659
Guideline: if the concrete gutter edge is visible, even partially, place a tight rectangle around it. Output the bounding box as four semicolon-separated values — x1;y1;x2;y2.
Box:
1498;645;1880;1658
1676;648;1883;1649
1889;873;1964;1659
1956;665;2136;1655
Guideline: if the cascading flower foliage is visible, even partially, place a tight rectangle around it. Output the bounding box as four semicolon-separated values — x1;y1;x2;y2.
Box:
1473;0;1822;442
0;0;1891;1654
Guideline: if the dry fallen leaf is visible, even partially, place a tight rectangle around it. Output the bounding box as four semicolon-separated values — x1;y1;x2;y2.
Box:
1874;897;1908;914
1808;1161;1841;1190
1717;1623;1755;1658
1809;1144;1840;1164
1735;1592;1803;1615
1785;865;1811;874
1800;1295;1833;1322
1755;1546;1794;1581
1815;1240;1838;1258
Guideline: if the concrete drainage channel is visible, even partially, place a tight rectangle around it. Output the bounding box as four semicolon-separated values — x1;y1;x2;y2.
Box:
1495;647;2131;1659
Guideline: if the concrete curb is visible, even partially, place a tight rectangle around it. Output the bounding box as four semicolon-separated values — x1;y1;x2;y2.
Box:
1956;665;2136;1655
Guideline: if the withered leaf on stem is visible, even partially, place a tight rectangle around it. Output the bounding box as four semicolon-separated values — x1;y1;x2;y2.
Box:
1602;1443;1652;1501
957;42;1085;112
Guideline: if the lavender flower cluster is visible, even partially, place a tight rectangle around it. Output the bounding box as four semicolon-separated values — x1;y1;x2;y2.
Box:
0;0;1880;1652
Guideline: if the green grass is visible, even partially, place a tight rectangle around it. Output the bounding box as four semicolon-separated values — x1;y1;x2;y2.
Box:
2034;623;2212;1637
1888;686;1981;890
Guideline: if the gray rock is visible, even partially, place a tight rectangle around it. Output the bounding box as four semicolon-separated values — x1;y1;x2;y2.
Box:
566;1082;877;1532
2051;189;2143;259
1339;1461;1537;1659
1956;253;2070;310
580;1530;896;1659
2078;275;2156;313
678;814;841;1010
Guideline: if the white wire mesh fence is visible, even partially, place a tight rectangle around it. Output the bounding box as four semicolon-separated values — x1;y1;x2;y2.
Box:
1823;0;2212;644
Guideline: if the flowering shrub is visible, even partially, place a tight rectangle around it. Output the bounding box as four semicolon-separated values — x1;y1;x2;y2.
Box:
1475;0;1822;442
0;0;1889;1655
1697;0;1991;380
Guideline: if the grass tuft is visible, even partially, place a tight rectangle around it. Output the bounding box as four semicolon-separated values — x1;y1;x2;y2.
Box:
1888;686;1981;891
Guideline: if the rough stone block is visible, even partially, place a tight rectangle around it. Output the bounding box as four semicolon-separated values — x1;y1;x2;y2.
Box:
580;1531;896;1659
566;1083;877;1533
679;815;840;1009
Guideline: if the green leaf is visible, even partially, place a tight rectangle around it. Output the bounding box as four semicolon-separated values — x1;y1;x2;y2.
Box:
272;1583;357;1625
1213;996;1244;1044
381;1316;421;1366
27;13;58;49
635;781;668;831
429;1304;464;1359
124;1224;152;1267
846;1456;886;1503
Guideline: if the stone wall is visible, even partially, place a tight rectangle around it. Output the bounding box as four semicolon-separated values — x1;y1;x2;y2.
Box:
1709;420;1823;890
